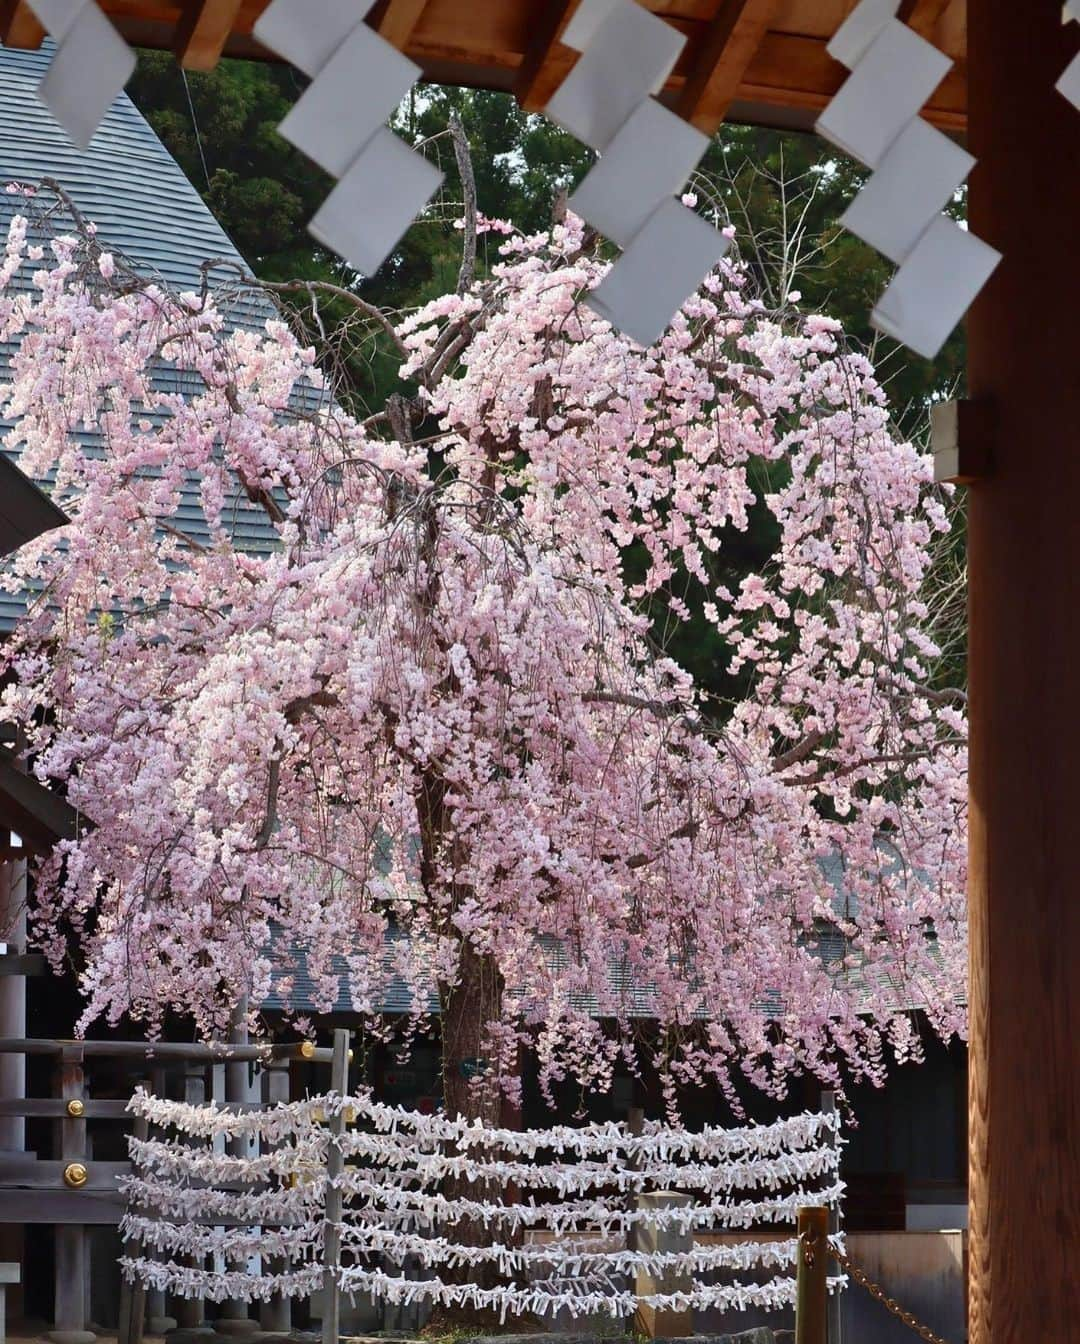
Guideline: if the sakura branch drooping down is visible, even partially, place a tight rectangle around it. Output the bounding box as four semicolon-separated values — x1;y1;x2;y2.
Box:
0;190;966;1124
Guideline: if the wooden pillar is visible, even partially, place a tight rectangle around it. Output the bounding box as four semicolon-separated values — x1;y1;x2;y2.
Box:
218;1004;258;1335
49;1047;95;1344
965;6;1080;1342
173;1064;208;1331
0;849;27;1154
258;1058;292;1336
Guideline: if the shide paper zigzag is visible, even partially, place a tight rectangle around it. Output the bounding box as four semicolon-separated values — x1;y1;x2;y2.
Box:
26;0;135;149
816;0;1000;360
255;0;442;278
546;0;731;348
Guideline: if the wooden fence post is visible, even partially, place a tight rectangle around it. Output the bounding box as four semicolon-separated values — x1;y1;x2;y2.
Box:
321;1031;350;1344
821;1091;841;1344
260;1058;293;1336
117;1105;148;1344
795;1206;828;1344
48;1045;94;1344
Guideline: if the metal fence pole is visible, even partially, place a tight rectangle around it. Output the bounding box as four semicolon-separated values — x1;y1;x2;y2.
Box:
321;1031;350;1344
796;1206;828;1344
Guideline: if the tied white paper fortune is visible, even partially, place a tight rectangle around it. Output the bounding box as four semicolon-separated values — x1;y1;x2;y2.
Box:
816;1;1000;358
26;0;135;149
254;0;442;276
1060;4;1080;112
121;1088;845;1312
545;0;730;347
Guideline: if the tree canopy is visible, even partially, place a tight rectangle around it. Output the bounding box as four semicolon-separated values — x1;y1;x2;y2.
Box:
0;198;966;1116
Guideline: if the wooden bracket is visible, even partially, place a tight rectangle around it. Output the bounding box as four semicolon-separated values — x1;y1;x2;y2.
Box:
0;0;45;49
372;0;428;48
931;398;993;484
175;0;243;72
517;0;583;112
675;0;780;134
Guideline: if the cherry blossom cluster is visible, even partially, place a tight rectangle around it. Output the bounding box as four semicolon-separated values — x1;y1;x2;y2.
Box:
0;203;966;1108
121;1087;843;1313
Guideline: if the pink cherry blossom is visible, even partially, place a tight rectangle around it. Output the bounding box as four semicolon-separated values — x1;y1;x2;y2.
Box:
0;211;965;1108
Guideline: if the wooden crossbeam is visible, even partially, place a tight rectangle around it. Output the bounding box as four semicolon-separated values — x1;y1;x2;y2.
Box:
676;0;781;134
516;0;583;113
175;0;243;72
0;0;44;49
906;0;957;41
373;0;428;48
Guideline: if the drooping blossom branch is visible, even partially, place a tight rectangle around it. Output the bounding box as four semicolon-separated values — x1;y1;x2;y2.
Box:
0;184;965;1109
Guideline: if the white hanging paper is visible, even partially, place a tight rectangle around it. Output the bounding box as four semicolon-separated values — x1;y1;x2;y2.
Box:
871;215;1001;360
1057;49;1080;110
587;198;730;348
569;98;708;248
278;23;420;177
545;2;685;151
815;20;951;167
308;127;441;277
253;0;372;78
826;0;901;70
37;3;135;149
840;117;973;264
561;0;623;53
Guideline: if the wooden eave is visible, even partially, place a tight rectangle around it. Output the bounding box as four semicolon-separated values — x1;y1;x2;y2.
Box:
0;748;85;854
0;1;969;135
0;454;67;558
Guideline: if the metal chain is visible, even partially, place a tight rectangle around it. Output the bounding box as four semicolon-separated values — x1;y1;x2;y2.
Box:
803;1230;956;1344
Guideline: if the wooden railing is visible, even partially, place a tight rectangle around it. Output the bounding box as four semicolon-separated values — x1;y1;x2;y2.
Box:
0;1034;337;1342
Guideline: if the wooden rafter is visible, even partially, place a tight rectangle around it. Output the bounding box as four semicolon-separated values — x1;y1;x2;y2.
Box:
175;0;244;72
0;0;44;49
906;0;957;41
675;0;781;134
516;0;583;113
373;0;429;49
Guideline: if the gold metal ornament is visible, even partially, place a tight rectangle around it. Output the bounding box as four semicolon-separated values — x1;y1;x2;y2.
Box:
299;1041;316;1060
63;1162;88;1188
66;1098;85;1118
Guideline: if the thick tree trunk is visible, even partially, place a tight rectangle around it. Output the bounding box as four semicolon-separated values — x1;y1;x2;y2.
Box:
429;944;524;1328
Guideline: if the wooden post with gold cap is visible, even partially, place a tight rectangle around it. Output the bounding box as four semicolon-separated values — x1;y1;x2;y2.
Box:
321;1030;350;1344
795;1206;828;1344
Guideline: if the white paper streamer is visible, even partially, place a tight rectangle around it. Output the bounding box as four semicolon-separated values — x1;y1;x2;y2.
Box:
817;0;1001;358
122;1088;844;1315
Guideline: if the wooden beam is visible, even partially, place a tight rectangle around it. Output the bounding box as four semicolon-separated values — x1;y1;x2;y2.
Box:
174;0;243;72
0;0;44;49
373;0;428;49
906;0;956;41
676;0;781;135
516;0;582;114
966;5;1080;1344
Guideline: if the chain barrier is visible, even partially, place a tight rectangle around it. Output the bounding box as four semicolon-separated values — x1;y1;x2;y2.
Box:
802;1229;956;1344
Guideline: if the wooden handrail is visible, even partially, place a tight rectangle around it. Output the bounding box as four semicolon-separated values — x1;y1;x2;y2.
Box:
0;1036;334;1063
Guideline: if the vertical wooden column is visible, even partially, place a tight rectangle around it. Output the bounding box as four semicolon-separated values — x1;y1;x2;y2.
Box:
145;1067;177;1337
174;1065;208;1331
49;1046;95;1344
0;848;27;1154
259;1058;293;1336
219;1005;258;1335
965;6;1080;1342
321;1031;350;1344
0;848;27;1322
